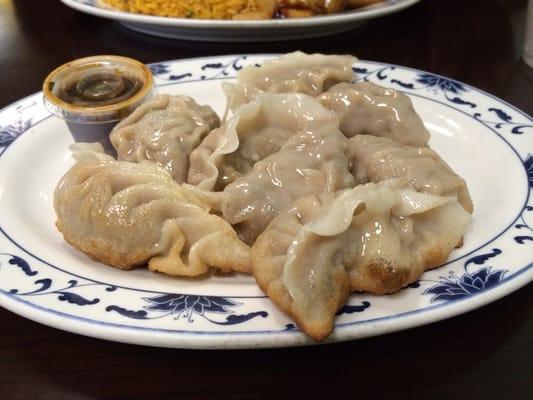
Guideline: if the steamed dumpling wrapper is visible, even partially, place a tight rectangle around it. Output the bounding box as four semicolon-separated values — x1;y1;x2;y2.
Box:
110;95;220;183
318;82;430;146
252;180;471;341
187;92;339;191
223;51;356;111
186;122;355;245
349;135;473;213
68;142;115;162
54;160;250;276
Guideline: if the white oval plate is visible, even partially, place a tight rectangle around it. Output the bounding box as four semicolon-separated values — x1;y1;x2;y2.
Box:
60;0;420;41
0;55;531;349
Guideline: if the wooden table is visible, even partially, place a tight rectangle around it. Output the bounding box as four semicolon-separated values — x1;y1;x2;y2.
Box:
1;0;532;399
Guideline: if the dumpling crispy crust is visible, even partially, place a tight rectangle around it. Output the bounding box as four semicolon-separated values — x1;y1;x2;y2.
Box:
251;207;351;341
252;182;471;341
55;222;152;270
54;160;251;277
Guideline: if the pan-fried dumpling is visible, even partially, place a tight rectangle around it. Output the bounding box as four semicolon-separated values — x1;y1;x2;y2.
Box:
110;95;220;183
318;82;430;146
252;180;471;341
54;160;250;276
223;51;356;111
349;135;473;213
187;92;339;190
187;123;354;245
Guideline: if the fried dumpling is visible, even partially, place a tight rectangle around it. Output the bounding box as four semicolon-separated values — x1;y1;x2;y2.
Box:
349;135;473;213
318;82;430;146
110;95;220;183
54;160;250;276
187;92;339;191
187;123;354;245
223;51;356;111
252;180;471;341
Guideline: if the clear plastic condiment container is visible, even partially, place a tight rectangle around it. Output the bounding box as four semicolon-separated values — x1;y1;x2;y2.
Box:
43;55;156;151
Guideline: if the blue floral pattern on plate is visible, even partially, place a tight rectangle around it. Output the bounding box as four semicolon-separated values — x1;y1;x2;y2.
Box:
0;55;531;348
423;249;507;302
424;267;506;302
0;99;48;148
106;294;269;326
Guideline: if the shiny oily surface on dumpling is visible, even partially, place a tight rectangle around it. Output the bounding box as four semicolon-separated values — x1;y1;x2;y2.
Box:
349;134;473;213
223;51;357;111
187;92;339;191
54;160;250;277
187;121;355;245
318;81;430;146
252;180;471;341
110;94;220;183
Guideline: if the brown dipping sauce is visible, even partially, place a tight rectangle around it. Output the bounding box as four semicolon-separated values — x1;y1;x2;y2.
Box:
43;55;155;152
57;73;143;107
43;55;155;130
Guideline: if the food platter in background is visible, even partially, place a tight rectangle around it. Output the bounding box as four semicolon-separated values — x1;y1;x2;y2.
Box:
60;0;421;41
0;55;531;349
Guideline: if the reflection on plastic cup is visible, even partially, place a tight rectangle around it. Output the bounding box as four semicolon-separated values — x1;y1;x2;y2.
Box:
524;0;533;67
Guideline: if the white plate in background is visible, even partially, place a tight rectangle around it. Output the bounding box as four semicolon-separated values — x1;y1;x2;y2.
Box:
60;0;421;41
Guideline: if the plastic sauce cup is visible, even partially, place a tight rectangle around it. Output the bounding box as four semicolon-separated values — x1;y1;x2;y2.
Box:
43;55;156;152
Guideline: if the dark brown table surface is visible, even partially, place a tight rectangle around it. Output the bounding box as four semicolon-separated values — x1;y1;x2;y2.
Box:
1;0;532;399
